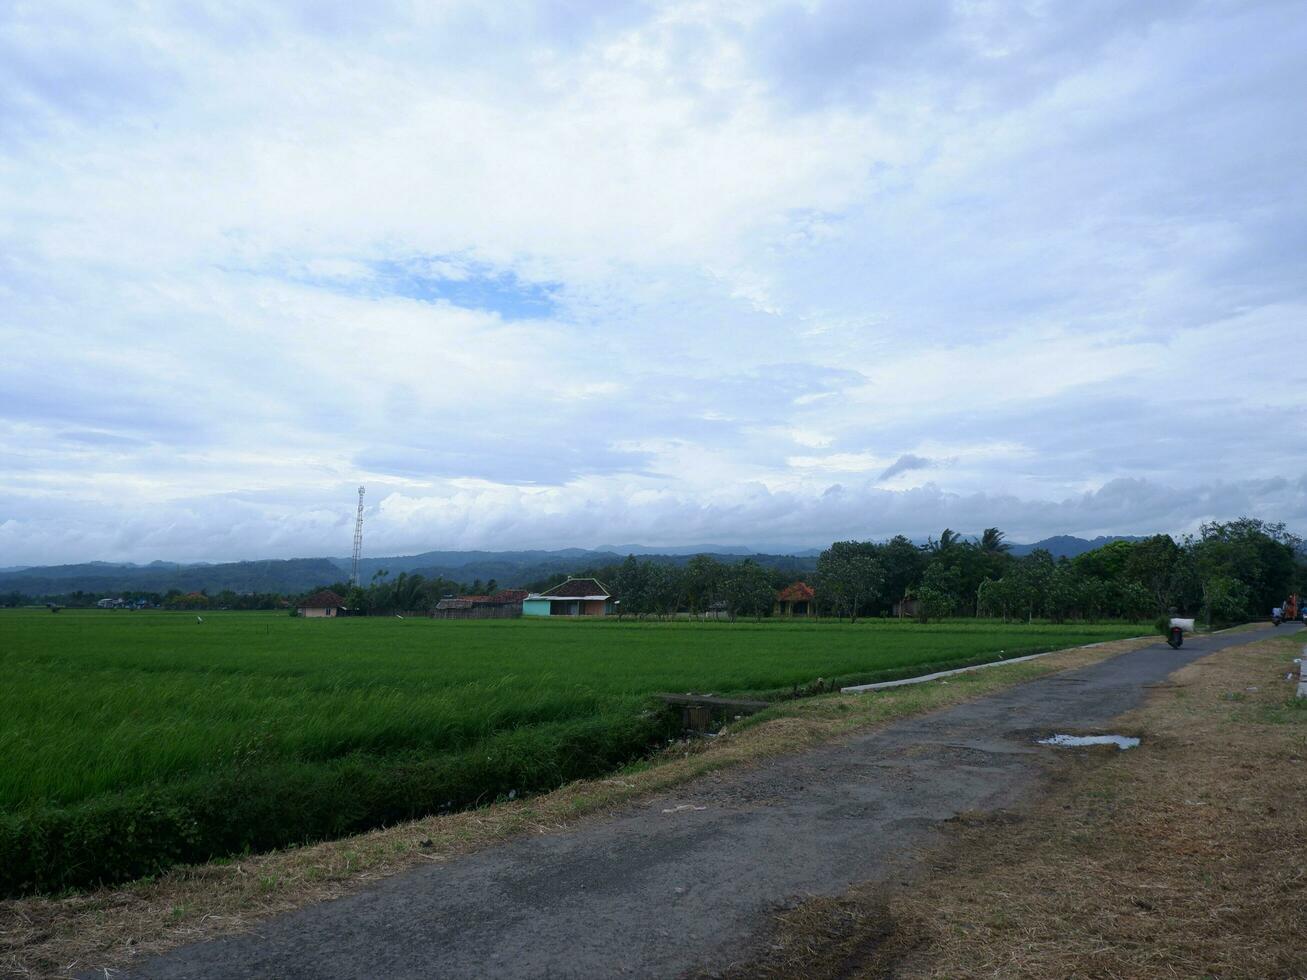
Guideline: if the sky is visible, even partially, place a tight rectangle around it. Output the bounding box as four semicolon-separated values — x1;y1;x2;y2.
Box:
2;0;1306;565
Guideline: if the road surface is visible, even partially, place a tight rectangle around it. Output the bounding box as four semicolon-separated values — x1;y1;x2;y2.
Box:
119;627;1292;979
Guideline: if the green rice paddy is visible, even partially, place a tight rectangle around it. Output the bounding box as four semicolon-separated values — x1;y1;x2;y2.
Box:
0;610;1144;894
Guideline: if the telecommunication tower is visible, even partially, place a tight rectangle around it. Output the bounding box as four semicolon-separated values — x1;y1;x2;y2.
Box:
350;485;366;587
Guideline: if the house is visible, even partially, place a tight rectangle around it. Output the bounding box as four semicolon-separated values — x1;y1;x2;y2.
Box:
523;578;613;617
297;589;346;618
487;589;529;614
432;589;528;620
893;597;922;618
775;581;816;617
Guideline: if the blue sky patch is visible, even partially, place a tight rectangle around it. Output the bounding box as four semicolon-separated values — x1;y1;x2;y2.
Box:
297;256;563;320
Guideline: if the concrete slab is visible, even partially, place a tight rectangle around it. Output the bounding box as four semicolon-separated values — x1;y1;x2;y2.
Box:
842;648;1068;693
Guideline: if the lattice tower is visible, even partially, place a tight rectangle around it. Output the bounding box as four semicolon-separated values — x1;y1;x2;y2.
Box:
350;485;366;587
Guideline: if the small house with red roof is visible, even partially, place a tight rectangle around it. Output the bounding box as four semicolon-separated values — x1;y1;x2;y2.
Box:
775;581;815;617
297;589;346;618
523;577;613;617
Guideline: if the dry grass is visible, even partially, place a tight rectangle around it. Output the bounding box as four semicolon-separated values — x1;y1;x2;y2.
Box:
0;633;1154;979
708;626;1306;980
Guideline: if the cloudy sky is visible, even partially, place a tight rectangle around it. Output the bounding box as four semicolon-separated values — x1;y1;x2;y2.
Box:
2;0;1305;565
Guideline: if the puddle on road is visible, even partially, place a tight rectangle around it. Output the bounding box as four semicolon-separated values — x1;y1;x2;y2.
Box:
1037;733;1140;750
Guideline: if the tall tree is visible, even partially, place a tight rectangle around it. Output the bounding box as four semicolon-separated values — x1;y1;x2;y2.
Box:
1125;535;1183;614
613;555;649;619
928;528;960;553
720;560;775;621
915;560;964;621
816;541;885;623
878;535;926;612
1191;518;1300;616
646;563;685;619
683;554;724;617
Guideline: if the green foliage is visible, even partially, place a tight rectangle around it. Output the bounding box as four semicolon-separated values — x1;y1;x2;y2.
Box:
911;585;953;623
683;554;724;616
613;555;651;617
1125;534;1185;614
719;559;775;621
967;516;1303;624
919;529;1014;617
1190;518;1301;619
878;535;927;608
165;591;209;610
0;610;1143;894
1072;539;1134;581
0;710;672;896
816;542;885;621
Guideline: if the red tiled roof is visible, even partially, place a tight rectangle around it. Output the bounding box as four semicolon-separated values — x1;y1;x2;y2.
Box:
299;589;346;608
487;589;529;603
776;581;815;602
540;577;611;598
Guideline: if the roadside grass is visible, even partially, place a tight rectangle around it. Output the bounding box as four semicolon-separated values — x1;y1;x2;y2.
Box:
0;610;1144;896
704;627;1305;980
0;633;1156;979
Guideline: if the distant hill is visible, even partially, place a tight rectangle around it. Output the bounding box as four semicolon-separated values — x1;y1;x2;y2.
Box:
0;558;344;597
0;537;1153;598
344;548;605;580
595;543;755;556
365;549;818;589
0;549;819;598
1007;535;1147;559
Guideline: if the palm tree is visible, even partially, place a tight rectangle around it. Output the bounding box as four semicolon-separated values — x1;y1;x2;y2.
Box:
980;527;1010;553
929;528;960;553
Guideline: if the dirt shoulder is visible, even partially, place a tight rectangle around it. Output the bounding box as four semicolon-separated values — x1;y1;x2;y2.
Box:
707;628;1306;979
0;632;1157;979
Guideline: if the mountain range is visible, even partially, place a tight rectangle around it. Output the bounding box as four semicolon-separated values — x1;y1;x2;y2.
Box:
1005;535;1146;558
0;536;1147;598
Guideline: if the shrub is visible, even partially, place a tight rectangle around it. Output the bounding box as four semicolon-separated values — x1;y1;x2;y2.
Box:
0;710;677;897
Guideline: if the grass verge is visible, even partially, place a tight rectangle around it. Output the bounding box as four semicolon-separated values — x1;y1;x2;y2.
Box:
702;627;1305;979
0;633;1156;979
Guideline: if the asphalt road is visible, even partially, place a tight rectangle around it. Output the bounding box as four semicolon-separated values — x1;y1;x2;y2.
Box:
119;626;1294;980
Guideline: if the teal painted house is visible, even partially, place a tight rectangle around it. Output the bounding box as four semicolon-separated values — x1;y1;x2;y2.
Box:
523;577;614;616
522;597;553;617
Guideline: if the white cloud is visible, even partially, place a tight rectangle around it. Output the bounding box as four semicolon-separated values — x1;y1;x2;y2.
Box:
1;0;1305;564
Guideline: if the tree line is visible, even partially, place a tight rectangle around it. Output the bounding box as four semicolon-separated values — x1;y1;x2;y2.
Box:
9;517;1301;625
0;588;290;610
818;519;1303;626
522;518;1304;625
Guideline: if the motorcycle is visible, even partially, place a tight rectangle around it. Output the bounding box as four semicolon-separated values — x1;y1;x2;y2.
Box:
1166;617;1194;649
